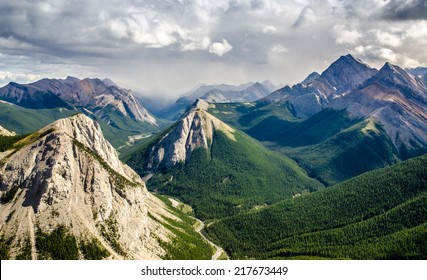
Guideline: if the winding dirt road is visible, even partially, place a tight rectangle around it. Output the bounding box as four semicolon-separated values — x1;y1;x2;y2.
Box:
194;218;228;260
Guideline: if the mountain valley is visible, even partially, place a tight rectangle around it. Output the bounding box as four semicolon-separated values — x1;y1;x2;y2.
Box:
1;54;427;260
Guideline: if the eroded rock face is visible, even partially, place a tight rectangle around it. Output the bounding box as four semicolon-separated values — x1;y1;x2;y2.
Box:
145;99;235;172
0;125;15;136
0;114;178;259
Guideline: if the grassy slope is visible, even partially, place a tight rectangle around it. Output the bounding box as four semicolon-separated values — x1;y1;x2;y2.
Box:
0;103;76;134
131;129;323;221
204;154;427;259
246;108;357;147
281;119;400;185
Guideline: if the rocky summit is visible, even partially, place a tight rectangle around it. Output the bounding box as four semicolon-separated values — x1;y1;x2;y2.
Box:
143;99;235;173
0;114;195;259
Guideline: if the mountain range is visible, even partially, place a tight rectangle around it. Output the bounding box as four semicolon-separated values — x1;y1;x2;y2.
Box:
0;77;162;150
207;54;427;184
1;54;427;260
158;81;277;120
0;76;156;125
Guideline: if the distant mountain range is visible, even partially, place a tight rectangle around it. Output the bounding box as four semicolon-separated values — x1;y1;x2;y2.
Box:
159;81;277;120
0;77;162;150
0;76;156;125
257;54;427;158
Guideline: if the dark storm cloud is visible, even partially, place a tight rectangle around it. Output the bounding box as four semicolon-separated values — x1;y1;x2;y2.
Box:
380;0;427;20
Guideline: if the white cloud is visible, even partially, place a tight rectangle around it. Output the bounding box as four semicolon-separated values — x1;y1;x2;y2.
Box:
0;71;42;86
401;56;420;68
353;44;420;67
406;21;427;43
1;0;427;97
354;45;397;62
377;47;398;62
108;13;182;48
374;30;402;48
334;25;363;45
271;44;288;53
180;36;212;51
209;39;233;56
262;25;277;34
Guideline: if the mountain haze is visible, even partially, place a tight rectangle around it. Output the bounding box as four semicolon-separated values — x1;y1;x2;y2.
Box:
160;81;276;120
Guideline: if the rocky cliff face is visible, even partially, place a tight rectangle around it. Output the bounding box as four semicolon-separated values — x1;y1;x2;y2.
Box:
0;114;188;259
312;54;378;96
0;77;156;125
144;99;235;173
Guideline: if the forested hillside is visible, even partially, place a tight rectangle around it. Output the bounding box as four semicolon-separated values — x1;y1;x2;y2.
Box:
204;154;427;259
132;129;323;220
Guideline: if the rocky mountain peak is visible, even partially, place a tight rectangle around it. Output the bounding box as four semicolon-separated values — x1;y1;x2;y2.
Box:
377;62;411;80
191;98;210;111
316;54;377;94
302;72;320;85
365;62;427;103
0;114;190;259
143;100;235;173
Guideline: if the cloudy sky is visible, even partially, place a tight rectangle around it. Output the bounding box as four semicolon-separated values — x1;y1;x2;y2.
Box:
0;0;426;99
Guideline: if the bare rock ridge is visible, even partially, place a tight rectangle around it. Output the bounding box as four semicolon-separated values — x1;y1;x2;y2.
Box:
0;77;157;125
0;114;187;259
144;99;235;173
0;125;16;136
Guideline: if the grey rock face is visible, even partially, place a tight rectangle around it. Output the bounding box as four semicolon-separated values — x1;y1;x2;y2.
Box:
145;99;235;173
0;114;182;259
